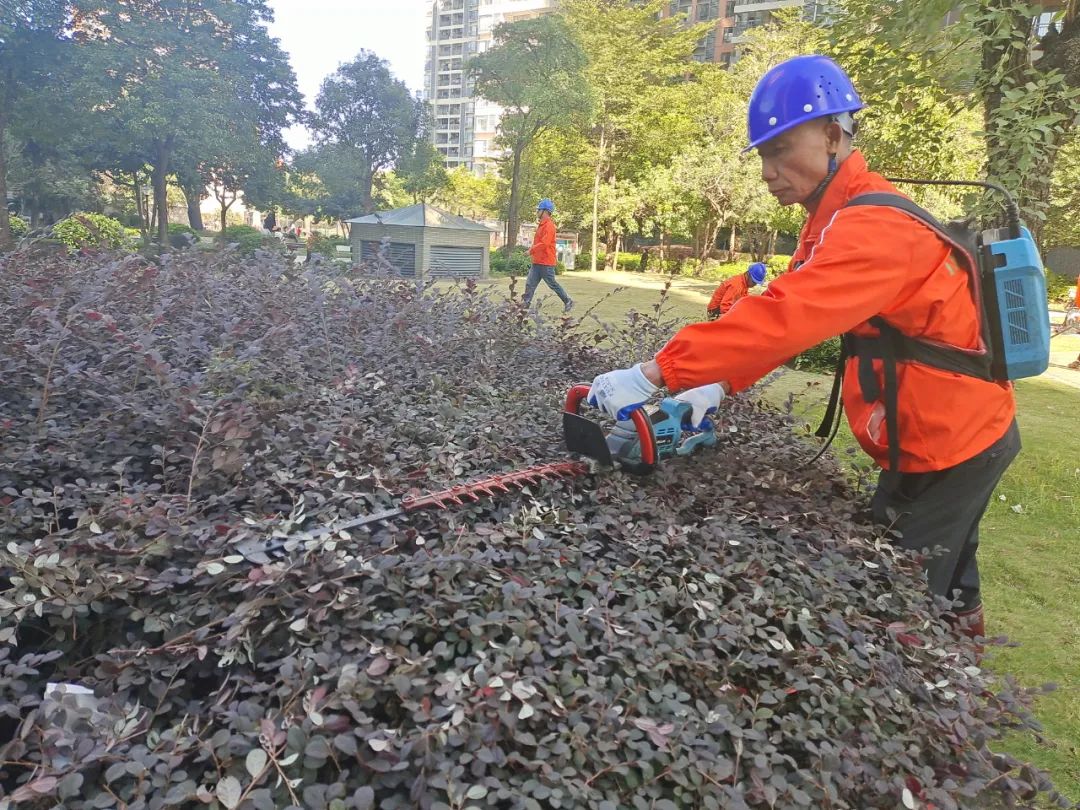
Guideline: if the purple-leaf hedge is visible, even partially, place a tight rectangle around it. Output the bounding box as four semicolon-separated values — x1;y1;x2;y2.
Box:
0;249;1068;809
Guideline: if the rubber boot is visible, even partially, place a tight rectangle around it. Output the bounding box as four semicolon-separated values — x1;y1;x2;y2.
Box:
953;604;985;660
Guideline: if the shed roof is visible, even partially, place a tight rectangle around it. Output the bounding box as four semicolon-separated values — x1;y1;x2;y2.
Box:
346;203;490;231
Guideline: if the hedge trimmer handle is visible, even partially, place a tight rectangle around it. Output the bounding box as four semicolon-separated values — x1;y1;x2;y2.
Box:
564;384;657;472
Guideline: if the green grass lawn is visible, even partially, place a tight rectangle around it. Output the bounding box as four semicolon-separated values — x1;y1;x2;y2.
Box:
486;270;1080;799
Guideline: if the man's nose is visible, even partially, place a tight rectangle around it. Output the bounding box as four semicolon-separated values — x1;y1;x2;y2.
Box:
760;158;777;183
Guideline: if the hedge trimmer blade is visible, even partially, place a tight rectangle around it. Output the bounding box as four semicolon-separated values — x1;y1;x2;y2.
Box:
256;461;591;556
400;461;588;510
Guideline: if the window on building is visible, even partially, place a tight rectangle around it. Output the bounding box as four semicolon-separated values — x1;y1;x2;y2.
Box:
694;28;716;60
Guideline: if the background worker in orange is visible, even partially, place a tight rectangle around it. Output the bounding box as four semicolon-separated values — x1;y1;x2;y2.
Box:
587;55;1020;642
523;198;574;313
707;262;768;319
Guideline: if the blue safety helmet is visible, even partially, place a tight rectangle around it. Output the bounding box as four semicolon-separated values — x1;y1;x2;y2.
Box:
747;262;767;286
537;198;555;213
745;55;864;153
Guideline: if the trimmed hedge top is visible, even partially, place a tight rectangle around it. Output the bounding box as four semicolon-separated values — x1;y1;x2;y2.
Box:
0;250;1067;809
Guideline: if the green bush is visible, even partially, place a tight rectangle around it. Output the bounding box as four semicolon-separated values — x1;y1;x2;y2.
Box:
767;253;793;276
8;215;29;240
309;234;349;259
490;247;532;277
166;223;200;249
52;213;126;252
789;336;843;374
221;224;271;255
698;256;794;283
576;251;644;273
1046;269;1075;304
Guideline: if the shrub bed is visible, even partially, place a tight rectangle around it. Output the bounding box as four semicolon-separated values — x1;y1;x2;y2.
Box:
490;247;534;277
221;224;275;254
0;249;1067;809
51;212;126;252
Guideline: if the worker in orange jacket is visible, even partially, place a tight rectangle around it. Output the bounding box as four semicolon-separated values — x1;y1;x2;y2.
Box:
587;55;1020;644
707;262;768;319
523;199;573;313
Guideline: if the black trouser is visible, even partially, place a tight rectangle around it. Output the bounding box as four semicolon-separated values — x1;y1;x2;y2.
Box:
871;420;1020;611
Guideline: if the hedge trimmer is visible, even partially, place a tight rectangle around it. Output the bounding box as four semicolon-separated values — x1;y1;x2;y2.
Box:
249;385;717;557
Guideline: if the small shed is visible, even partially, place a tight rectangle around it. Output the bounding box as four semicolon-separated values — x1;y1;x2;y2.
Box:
347;204;491;279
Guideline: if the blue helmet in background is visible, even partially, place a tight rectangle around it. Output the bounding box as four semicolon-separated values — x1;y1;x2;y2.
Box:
537;198;555;213
745;55;863;152
748;262;767;286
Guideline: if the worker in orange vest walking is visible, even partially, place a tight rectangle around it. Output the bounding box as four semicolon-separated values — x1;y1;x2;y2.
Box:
523;199;573;313
586;55;1020;645
707;262;768;320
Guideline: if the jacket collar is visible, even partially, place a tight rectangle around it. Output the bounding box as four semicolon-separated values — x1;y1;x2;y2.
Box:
803;149;868;238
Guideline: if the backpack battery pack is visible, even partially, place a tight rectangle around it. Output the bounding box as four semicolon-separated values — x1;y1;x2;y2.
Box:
979;225;1051;381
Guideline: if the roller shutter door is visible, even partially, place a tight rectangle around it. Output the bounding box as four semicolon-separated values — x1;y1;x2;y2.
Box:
360;240;416;277
429;245;483;278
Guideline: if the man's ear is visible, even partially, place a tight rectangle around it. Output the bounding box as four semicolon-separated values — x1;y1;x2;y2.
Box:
823;120;845;153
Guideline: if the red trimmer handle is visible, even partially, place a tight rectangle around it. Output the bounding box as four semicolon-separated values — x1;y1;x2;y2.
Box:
565;384;657;469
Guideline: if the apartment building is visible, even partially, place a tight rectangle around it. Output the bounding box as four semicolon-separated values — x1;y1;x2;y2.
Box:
423;0;557;174
662;0;828;65
424;0;831;174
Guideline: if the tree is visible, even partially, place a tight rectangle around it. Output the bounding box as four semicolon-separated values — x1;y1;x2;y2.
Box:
0;1;69;247
432;167;501;221
1044;134;1080;249
175;167;207;231
288;144;374;226
173;114;285;235
397;139;448;204
70;0;302;245
313;52;422;215
830;0;1080;237
469;14;592;254
562;0;708;270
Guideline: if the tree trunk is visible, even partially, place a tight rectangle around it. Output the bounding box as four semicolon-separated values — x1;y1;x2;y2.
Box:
728;224;737;260
134;175;149;242
0;111;11;250
152;137;174;246
590;126;606;273
360;172;374;215
220;199;228;235
505;144;525;256
604;228;618;272
181;183;205;231
698;217;721;273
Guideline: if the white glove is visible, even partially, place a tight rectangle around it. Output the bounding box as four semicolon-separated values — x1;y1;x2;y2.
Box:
587;364;659;420
674;383;725;429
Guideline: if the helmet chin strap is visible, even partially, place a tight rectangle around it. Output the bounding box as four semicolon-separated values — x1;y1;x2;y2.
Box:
801;153;839;207
799;113;856;206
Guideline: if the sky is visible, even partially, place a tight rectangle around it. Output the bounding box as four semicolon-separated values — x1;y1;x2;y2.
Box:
267;0;430;150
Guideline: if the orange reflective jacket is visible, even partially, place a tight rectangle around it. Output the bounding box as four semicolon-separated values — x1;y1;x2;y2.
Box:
655;151;1015;473
529;218;557;266
707;273;750;316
